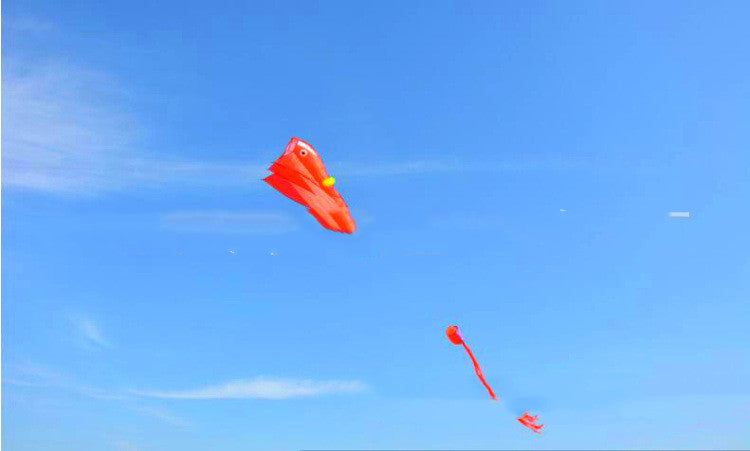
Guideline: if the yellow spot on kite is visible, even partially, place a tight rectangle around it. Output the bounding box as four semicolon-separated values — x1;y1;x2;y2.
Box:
323;177;336;187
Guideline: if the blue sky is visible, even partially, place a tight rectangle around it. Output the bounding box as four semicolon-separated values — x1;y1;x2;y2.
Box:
2;0;749;449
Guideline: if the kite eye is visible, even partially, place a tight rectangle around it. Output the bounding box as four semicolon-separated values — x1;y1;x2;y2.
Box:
299;149;308;157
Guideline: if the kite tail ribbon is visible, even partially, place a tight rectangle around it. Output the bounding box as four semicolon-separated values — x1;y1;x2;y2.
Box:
462;342;498;401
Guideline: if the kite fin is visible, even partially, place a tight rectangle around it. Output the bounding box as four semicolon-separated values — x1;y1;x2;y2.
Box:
517;412;544;434
264;174;309;207
307;207;340;233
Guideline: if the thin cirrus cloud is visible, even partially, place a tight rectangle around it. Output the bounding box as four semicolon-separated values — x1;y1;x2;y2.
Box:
133;377;369;400
115;439;139;451
4;17;613;198
3;42;516;197
162;211;300;234
130;406;190;427
334;158;550;177
6;16;54;32
2;58;456;196
2;57;267;195
4;361;188;426
69;314;110;349
335;159;461;176
7;362;368;405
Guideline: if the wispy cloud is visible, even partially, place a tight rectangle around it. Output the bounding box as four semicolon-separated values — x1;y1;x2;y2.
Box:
5;362;368;429
333;156;585;177
3;51;569;197
2;58;267;195
3;52;558;198
3;59;137;194
131;406;190;427
115;439;139;451
133;377;369;400
162;211;299;234
4;361;187;426
3;362;71;388
69;314;110;349
3;362;117;400
335;159;461;176
6;16;55;33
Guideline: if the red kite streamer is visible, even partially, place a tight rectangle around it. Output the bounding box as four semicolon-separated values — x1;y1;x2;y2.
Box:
446;325;498;401
264;137;356;234
517;412;544;434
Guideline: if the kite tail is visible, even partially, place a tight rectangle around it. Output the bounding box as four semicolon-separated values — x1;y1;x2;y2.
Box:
462;342;498;401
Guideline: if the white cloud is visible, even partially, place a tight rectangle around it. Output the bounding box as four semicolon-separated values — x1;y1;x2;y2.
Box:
3;56;563;197
4;361;187;427
131;406;190;427
336;159;461;176
3;362;70;387
3;60;136;193
133;377;369;400
69;314;110;349
2;58;267;195
115;439;139;451
333;156;582;177
162;211;299;234
6;16;54;33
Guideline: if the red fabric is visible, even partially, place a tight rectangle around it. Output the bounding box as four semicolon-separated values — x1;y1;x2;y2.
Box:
446;325;498;401
517;412;544;434
462;342;498;401
265;138;356;234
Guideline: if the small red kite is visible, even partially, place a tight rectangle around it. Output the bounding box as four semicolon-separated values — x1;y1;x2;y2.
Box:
446;325;498;401
264;138;356;234
517;412;544;434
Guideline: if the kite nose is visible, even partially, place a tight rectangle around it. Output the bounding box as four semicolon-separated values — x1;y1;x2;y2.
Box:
446;325;463;344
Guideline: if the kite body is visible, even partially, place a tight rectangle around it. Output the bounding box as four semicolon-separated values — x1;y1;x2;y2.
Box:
517;412;544;434
446;325;498;401
264;137;356;234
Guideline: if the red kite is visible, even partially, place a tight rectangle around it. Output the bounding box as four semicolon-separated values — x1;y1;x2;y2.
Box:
446;325;498;401
517;412;544;434
264;138;356;234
